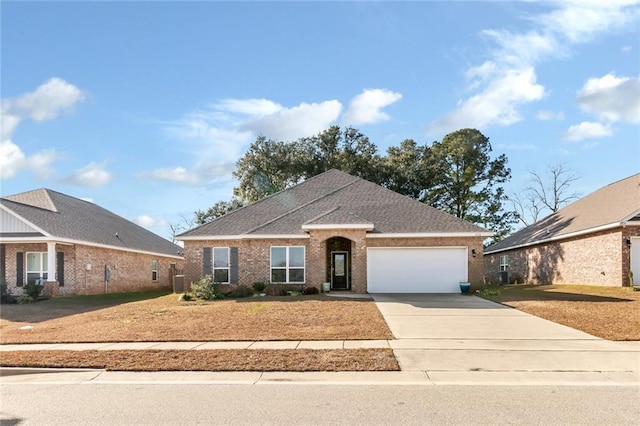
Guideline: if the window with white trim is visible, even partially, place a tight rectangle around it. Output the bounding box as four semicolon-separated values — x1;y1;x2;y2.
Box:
270;246;305;283
499;255;509;272
151;260;159;281
26;252;48;284
213;247;230;283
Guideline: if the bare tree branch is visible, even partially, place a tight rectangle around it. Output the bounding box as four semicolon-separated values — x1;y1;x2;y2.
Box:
514;163;581;226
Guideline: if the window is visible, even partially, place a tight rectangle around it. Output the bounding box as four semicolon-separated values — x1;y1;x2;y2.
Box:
213;247;230;283
151;260;159;281
26;252;48;284
270;246;305;283
500;255;509;272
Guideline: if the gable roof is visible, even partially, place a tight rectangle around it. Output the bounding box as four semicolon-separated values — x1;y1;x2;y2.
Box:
1;188;183;258
178;169;489;239
485;173;640;254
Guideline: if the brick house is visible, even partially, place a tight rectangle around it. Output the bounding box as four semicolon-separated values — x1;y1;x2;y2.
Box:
177;169;491;293
0;188;184;296
484;173;640;287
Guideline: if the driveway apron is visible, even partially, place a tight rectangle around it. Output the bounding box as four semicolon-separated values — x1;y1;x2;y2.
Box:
371;294;640;378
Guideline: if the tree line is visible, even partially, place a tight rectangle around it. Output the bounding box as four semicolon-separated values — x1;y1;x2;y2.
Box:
172;126;579;245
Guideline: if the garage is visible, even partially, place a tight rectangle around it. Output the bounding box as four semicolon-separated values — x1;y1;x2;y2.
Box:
367;247;468;293
632;237;640;286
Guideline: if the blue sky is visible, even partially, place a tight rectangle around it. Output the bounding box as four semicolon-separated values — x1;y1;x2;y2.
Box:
2;0;639;241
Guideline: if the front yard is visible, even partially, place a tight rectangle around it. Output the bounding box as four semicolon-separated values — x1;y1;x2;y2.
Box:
480;284;640;341
0;291;393;344
0;291;398;372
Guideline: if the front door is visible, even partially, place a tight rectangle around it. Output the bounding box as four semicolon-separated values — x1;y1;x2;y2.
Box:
331;252;349;290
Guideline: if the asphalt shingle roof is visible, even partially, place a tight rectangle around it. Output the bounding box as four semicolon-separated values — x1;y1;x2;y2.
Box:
178;169;488;238
1;189;182;257
485;173;640;254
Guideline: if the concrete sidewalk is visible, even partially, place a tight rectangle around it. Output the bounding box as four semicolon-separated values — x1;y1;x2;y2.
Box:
0;339;390;352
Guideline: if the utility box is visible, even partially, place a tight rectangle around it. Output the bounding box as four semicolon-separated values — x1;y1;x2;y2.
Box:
173;275;185;293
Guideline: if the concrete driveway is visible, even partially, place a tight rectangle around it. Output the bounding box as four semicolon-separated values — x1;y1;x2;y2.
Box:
372;294;640;383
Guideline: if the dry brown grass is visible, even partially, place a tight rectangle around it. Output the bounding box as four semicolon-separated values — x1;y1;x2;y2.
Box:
0;348;399;372
481;284;640;341
0;292;393;344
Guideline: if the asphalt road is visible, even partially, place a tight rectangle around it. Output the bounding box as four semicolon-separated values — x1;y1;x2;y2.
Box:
2;384;639;425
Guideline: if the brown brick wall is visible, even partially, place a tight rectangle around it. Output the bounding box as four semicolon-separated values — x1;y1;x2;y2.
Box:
184;234;483;293
183;238;312;289
484;227;638;286
3;243;182;296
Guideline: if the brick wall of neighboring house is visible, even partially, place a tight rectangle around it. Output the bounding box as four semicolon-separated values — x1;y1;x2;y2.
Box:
484;227;638;286
3;242;181;296
366;236;485;288
184;234;484;293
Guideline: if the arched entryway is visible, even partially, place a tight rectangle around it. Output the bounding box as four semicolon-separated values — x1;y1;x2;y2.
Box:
326;237;352;290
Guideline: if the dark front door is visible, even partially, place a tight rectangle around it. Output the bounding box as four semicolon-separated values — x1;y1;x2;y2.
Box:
331;252;349;290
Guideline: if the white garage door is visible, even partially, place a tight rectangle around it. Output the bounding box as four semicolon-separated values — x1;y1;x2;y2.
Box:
631;237;640;286
367;247;468;293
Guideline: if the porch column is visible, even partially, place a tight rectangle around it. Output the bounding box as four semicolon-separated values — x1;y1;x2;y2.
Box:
44;242;59;297
46;242;57;281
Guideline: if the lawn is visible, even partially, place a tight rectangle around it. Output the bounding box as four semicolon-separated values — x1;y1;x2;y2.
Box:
0;291;397;372
0;291;393;344
479;284;640;341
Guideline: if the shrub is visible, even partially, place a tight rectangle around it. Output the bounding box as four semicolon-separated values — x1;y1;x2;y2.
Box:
17;295;35;304
0;279;16;304
264;284;287;296
229;285;254;298
178;293;193;301
24;280;43;300
304;286;319;295
478;287;501;296
189;275;223;300
252;281;266;292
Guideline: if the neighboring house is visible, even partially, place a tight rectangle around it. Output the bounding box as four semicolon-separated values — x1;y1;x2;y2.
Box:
484;173;640;287
0;188;184;296
177;169;491;293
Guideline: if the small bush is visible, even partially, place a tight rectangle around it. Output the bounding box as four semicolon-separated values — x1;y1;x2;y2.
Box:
17;295;35;304
252;281;266;292
229;285;254;298
264;284;287;296
24;280;44;300
178;293;193;301
189;275;223;300
478;287;501;296
304;286;319;295
0;280;16;304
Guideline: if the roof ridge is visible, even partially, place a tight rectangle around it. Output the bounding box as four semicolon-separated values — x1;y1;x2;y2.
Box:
245;177;360;234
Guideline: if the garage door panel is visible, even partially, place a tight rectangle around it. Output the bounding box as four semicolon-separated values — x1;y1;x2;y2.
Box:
367;247;467;293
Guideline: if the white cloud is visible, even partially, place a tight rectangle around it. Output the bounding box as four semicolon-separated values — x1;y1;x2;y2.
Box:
139;166;200;185
1;78;84;180
563;121;613;141
428;1;640;135
536;110;565;120
577;73;640;123
64;161;113;187
429;67;544;133
343;89;402;125
8;77;85;122
240;100;342;140
134;214;167;228
622;45;632;53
